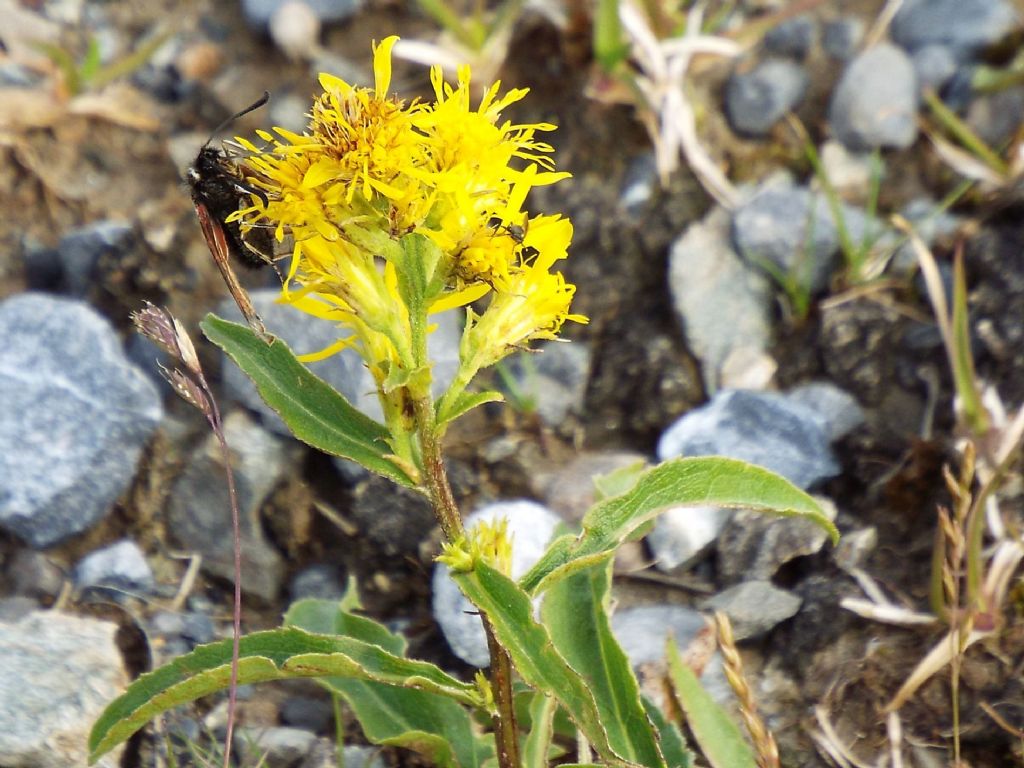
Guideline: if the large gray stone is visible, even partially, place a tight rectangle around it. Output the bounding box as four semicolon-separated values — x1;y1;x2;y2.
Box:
0;611;127;767
0;293;162;547
656;389;841;489
891;0;1018;59
829;44;919;150
668;206;773;393
166;410;293;601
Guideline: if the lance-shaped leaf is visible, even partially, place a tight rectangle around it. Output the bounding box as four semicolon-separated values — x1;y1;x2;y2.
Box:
541;555;665;768
202;315;416;487
521;457;838;594
450;561;639;768
642;697;694;768
286;598;494;768
88;627;478;763
666;639;756;768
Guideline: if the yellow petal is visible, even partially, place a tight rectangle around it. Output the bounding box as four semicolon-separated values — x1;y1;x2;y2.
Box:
373;36;399;97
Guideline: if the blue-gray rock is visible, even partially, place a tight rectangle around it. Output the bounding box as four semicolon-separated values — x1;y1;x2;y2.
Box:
502;341;591;426
350;475;436;556
166;411;293;602
763;15;816;59
433;500;561;666
74;539;154;592
220;290;462;432
0;294;162;548
0;611;126;767
656;389;841;489
281;695;334;733
785;381;865;441
668;206;773;393
829;44;919;150
891;0;1018;59
241;0;362;28
609;604;706;666
967;86;1024;148
732;181;881;293
725;58;809;136
55;221;136;297
702;581;802;639
822;17;864;61
290;563;346;602
911;44;957;91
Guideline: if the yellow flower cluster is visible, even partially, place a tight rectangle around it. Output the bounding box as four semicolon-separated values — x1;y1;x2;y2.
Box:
234;36;584;433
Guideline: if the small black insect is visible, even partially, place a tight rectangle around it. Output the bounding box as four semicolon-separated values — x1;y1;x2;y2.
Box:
187;92;275;337
487;214;538;259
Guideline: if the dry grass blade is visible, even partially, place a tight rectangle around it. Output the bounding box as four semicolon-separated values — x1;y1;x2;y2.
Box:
715;611;779;768
885;625;990;712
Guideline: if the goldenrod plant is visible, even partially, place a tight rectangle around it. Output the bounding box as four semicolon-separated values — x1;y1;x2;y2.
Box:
89;38;837;768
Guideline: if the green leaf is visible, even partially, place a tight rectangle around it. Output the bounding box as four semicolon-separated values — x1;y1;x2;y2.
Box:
541;556;665;768
201;315;416;487
88;627;478;763
592;461;646;501
286;598;493;768
523;693;559;768
521;457;838;594
642;697;694;768
450;562;634;767
437;389;504;426
665;640;757;768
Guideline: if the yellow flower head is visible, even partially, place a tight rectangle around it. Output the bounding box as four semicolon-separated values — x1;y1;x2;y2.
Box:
233;36;584;408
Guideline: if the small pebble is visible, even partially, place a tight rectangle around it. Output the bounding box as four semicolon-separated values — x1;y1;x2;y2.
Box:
829;44;919;150
725;58;809;137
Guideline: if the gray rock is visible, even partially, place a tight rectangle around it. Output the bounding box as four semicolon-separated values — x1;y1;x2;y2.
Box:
5;550;63;601
725;58;809;136
829;44;919;150
702;581;802;639
350;475;436;556
648;505;735;571
58;221;136;297
0;294;162;547
502;341;591;426
281;695;334;733
290;563;346;602
220;290;462;431
241;0;362;28
717;498;837;583
166;411;292;602
822;17;863;61
891;0;1018;59
668;206;773;393
75;539;154;592
732;182;842;292
433;500;561;666
763;15;816;59
609;604;706;666
0;611;127;768
236;725;319;768
967;86;1024;148
302;743;386;768
911;44;957;91
537;450;648;523
656;389;841;489
785;381;865;441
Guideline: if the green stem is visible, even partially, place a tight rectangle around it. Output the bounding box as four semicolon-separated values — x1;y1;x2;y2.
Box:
413;396;520;768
